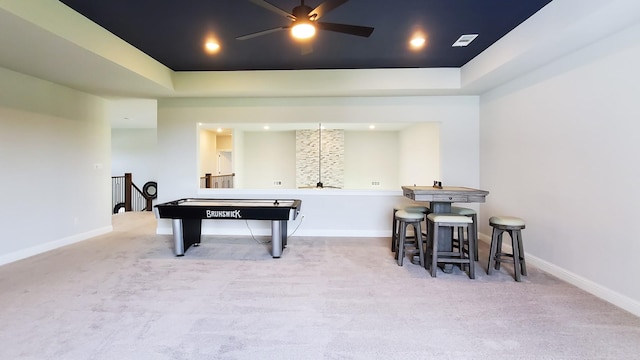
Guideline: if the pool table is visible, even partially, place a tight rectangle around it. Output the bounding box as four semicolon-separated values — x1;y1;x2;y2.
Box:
155;198;302;258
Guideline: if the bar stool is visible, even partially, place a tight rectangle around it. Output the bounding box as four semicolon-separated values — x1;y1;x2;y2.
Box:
450;206;478;262
425;213;475;279
391;205;404;253
391;205;429;253
394;210;426;267
487;216;527;282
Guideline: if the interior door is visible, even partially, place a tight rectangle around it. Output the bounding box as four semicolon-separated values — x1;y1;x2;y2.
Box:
218;151;232;174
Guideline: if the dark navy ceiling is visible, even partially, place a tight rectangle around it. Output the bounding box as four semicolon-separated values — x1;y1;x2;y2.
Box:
58;0;553;72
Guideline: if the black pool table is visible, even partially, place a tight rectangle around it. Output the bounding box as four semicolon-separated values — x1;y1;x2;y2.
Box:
155;198;302;258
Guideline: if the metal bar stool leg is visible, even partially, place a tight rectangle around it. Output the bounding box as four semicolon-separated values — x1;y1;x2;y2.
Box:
487;227;500;275
510;229;522;282
458;226;465;266
516;230;527;276
495;229;504;271
397;221;407;266
467;224;476;279
414;222;425;268
391;208;398;253
429;221;439;277
470;213;478;262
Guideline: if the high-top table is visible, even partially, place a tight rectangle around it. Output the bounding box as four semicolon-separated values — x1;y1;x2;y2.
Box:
402;185;489;272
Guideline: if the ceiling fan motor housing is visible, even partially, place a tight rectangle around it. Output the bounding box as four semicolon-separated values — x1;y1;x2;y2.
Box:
292;5;313;20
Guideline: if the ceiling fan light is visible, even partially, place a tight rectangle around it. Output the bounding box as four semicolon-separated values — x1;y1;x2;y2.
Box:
291;23;316;39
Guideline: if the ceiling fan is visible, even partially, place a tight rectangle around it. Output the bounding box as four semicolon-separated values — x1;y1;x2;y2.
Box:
236;0;374;41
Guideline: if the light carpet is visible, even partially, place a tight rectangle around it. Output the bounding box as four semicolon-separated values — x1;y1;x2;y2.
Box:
1;212;639;360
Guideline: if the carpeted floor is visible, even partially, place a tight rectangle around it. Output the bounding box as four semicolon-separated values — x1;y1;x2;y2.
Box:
1;212;639;360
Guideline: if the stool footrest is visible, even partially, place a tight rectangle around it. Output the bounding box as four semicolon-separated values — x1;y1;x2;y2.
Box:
435;258;471;264
437;251;464;257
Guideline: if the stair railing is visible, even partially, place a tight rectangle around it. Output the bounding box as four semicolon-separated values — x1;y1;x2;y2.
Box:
200;173;235;188
111;173;157;214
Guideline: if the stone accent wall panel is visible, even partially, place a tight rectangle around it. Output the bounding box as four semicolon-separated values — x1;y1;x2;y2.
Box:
296;129;344;188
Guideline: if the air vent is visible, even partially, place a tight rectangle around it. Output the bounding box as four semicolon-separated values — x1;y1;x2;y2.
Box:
452;34;478;47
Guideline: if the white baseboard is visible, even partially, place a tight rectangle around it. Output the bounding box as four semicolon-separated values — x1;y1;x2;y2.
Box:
478;233;640;317
294;229;390;237
0;226;113;267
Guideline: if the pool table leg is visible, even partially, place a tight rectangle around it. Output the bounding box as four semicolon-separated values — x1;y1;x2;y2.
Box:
271;220;286;258
172;218;202;256
282;221;288;248
172;219;184;256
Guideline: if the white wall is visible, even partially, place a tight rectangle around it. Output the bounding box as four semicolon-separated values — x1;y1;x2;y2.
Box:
232;129;245;188
157;96;479;237
198;129;217;177
111;128;157;184
398;122;441;186
344;130;399;190
193;189;411;238
242;130;297;189
479;23;640;315
0;67;112;265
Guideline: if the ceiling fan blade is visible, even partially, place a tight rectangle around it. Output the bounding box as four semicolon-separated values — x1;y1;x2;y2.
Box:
248;0;295;20
309;0;349;20
317;22;374;37
236;26;290;40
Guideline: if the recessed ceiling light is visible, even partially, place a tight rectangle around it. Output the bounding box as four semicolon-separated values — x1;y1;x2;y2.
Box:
369;125;376;130
204;40;220;53
452;34;478;47
263;125;270;130
408;30;427;50
410;37;426;49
